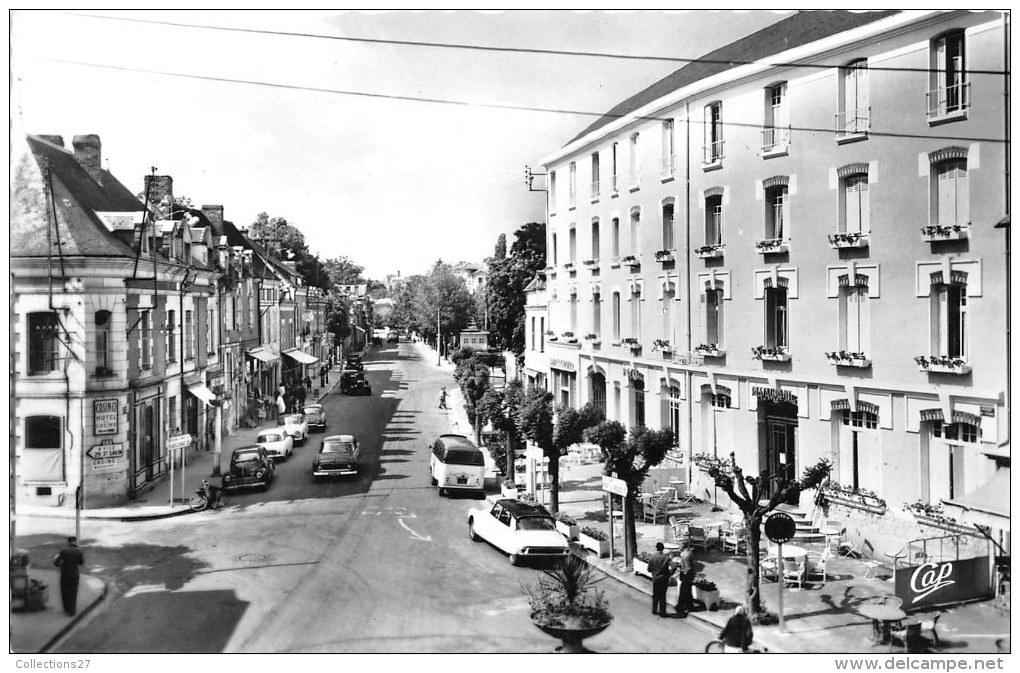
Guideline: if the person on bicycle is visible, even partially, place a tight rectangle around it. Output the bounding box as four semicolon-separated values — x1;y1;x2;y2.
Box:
719;604;754;652
201;479;222;508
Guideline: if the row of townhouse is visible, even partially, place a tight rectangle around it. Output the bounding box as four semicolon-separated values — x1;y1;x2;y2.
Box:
11;132;332;509
525;10;1009;555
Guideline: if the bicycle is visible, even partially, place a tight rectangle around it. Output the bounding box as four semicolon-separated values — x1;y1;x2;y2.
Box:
705;640;767;653
189;484;224;512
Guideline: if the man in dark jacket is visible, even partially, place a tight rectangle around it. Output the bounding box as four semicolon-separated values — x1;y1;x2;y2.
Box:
53;536;85;616
719;605;754;652
675;543;695;616
647;542;673;617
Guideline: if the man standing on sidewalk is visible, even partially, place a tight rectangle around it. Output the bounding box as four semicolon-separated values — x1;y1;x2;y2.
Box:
439;387;448;410
648;542;673;617
53;536;84;616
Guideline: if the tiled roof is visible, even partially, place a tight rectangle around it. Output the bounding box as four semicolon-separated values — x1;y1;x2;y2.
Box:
567;10;900;145
12;135;144;257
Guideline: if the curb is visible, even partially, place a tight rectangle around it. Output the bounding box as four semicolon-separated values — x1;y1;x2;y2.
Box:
38;577;109;654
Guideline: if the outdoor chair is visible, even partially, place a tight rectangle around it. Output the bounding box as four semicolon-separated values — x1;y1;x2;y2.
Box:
806;549;831;582
688;525;709;551
642;494;669;524
668;515;689;545
919;614;942;647
782;560;805;588
760;556;779;582
721;523;746;555
889;622;922;653
822;519;845;551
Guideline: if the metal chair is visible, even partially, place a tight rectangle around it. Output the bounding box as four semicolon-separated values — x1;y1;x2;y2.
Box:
688;525;709;551
721;523;746;555
782;560;805;588
806;549;831;582
760;556;780;582
668;515;689;545
642;494;669;524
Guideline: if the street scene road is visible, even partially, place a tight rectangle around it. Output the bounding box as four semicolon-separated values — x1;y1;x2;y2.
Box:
23;342;715;653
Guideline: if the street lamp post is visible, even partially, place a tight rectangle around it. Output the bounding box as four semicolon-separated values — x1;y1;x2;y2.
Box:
436;306;441;366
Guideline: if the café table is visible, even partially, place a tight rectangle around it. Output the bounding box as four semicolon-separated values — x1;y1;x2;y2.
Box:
859;603;907;646
767;543;807;561
694;520;726;544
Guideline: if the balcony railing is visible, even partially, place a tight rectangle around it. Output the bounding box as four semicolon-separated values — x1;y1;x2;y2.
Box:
702;140;724;166
760;125;791;153
835;107;871;138
661;155;676;179
590;180;600;201
927;83;970;120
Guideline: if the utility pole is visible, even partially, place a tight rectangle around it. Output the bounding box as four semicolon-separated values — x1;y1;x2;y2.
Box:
436;305;441;366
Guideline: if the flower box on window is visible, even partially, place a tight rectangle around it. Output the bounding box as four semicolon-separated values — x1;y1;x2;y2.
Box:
651;339;672;356
695;244;725;259
825;351;871;368
751;345;790;362
561;332;578;344
755;238;788;254
915;355;971;375
621;337;641;353
563;262;575;271
821;483;887;514
583;333;601;347
695;344;725;358
582;258;599;269
828;232;870;249
654;249;675;263
621;255;640;268
921;224;969;242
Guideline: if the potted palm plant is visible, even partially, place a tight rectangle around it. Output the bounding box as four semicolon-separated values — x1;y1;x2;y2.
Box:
525;555;613;653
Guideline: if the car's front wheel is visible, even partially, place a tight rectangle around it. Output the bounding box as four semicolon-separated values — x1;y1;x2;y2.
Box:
468;519;481;542
438;487;447;497
509;553;522;566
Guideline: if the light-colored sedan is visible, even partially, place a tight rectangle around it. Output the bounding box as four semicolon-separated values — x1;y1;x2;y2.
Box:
256;429;294;462
467;499;570;566
279;413;309;446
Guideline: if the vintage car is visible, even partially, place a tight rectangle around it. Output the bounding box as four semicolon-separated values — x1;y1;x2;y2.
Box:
222;445;275;492
344;355;364;372
386;330;399;343
303;404;327;433
312;434;362;481
278;413;309;445
256;429;294;461
467;499;570;566
340;371;371;395
346;377;372;396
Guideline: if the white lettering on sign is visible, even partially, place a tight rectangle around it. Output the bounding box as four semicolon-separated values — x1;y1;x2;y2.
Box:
87;443;124;460
91;457;118;470
602;475;628;497
550;358;575;372
95;399;119;435
910;562;955;603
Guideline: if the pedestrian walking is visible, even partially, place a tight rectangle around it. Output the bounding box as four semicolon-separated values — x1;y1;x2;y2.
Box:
319;365;328;388
439;386;448;409
276;393;286;418
296;385;307;407
304;374;312;391
647;542;673;617
53;536;84;616
675;542;695;616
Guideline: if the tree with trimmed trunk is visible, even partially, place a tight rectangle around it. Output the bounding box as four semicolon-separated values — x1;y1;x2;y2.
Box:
707;453;831;622
583;421;674;557
480;378;524;476
515;386;556;509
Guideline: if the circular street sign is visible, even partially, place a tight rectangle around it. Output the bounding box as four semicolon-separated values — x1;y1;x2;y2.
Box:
764;511;797;544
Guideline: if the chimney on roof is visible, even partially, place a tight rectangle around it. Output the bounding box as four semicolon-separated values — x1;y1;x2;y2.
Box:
143;175;174;213
38;135;65;147
201;205;224;228
72;135;103;185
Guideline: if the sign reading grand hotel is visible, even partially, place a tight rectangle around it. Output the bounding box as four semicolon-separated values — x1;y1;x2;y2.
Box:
752;386;797;405
94;399;119;435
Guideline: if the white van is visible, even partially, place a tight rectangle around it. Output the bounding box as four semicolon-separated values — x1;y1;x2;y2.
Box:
429;434;485;496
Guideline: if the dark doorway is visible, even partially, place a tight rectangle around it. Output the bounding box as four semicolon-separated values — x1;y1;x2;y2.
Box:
760;401;798;504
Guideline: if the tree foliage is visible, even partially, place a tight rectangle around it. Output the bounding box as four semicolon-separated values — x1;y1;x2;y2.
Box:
452;347;492;444
324;256;366;287
483;222;546;355
249;212;331;290
480;378;524;475
391;261;475;344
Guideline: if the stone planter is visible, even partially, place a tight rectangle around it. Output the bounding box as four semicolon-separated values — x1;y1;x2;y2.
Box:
556;521;579;541
828;233;870;249
695;245;724;259
694;586;720;611
633;558;653;579
918;361;972;375
825;493;887;515
654;251;675;263
501;485;520;499
754;350;791;362
531;615;612;654
695;347;725;358
827;356;871;368
578;532;610;558
921;224;969;242
755;239;789;254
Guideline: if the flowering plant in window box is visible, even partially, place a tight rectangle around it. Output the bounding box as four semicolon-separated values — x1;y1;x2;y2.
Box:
621;337;641;352
751;345;790;361
820;482;887;511
695;244;725;259
755;238;788;254
563;262;575;271
694;343;725;358
561;331;578;344
825;350;871;368
921;223;969;242
827;232;870;249
915;355;971;375
693;452;731;474
621;255;640;267
903;501;956;524
654;249;675;263
583;333;601;346
651;339;671;353
582;258;599;268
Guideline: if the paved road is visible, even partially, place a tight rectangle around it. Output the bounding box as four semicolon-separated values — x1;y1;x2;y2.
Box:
40;342;716;653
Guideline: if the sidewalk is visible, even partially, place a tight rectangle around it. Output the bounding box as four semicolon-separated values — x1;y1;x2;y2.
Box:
553;460;1011;654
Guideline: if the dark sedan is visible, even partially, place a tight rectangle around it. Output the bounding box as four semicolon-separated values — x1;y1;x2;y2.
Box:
303;404;327;432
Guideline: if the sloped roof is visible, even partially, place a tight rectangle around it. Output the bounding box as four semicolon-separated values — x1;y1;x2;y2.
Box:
568;10;900;145
12;135;144;257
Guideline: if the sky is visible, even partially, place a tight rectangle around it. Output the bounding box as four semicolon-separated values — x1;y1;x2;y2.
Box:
11;9;789;279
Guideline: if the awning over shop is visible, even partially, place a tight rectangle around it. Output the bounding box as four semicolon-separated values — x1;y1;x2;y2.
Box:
282;348;318;365
247;347;278;364
942;467;1010;532
187;381;217;407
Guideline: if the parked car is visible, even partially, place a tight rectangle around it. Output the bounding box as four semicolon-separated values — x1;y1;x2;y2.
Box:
256;429;294;461
344;355;363;372
467;499;570;566
429;434;485;496
386;330;399;343
347;377;372;396
303;404;326;433
312;434;362;481
278;413;309;445
222;445;275;492
341;371;371;395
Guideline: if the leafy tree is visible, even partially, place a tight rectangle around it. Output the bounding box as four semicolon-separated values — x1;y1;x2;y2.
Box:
451;348;492;445
708;455;831;622
584;422;673;557
516;386;559;510
249;212;331;290
324;256;366;287
480;378;524;475
325;294;352;346
484;222;546;355
494;233;507;260
392;261;475;350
